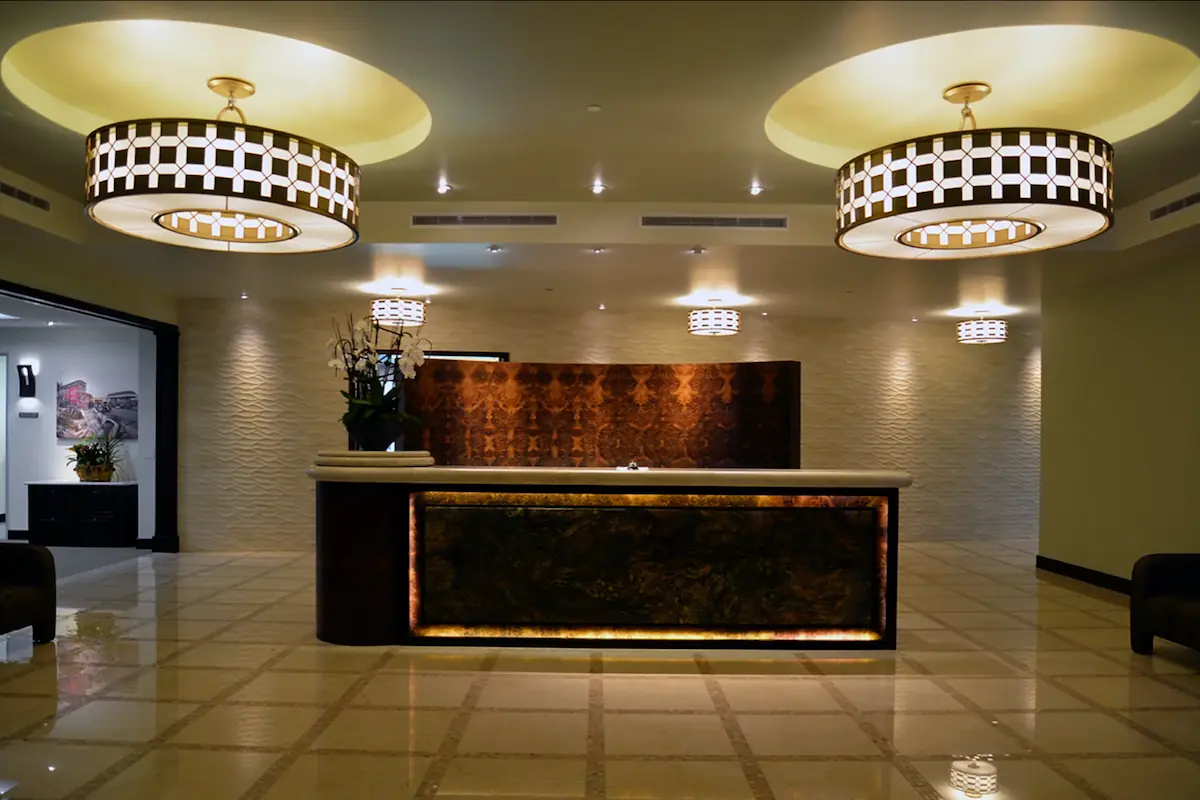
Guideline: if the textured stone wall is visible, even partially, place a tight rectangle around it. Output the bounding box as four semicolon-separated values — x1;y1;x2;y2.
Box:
178;300;1040;550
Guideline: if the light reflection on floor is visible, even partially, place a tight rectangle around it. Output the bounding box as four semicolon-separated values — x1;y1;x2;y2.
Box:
1;540;1199;798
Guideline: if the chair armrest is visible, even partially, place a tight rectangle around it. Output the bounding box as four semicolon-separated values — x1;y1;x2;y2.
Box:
0;543;56;592
1131;554;1200;606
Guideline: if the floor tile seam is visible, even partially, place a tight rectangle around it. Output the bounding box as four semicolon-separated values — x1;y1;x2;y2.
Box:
915;617;1200;771
231;649;397;800
53;558;161;589
42;571;311;799
0;574;303;745
54;638;306;800
794;654;943;800
410;651;501;800
695;654;779;800
903;656;1116;800
585;652;606;800
926;599;1200;701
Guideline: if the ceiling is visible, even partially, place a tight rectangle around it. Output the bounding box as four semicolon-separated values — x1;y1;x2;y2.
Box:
0;290;121;328
2;1;1198;205
1;1;1198;321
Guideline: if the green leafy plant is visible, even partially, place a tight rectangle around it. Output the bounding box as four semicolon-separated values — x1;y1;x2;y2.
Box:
328;313;429;428
66;432;124;470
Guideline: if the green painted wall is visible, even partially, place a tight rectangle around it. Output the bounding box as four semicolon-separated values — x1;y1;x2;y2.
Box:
1040;257;1200;578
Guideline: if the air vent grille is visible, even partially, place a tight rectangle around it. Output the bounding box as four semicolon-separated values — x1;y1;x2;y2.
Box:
1149;192;1200;222
641;215;787;229
411;214;558;227
0;181;51;212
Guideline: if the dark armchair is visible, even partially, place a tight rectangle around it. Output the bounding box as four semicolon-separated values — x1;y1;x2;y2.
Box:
1130;554;1200;655
0;542;57;643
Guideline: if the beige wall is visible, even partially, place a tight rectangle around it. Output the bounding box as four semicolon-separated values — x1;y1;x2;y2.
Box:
179;299;1041;551
1040;258;1200;579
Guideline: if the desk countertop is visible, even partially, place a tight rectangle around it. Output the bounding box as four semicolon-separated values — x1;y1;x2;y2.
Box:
308;462;911;489
26;480;137;487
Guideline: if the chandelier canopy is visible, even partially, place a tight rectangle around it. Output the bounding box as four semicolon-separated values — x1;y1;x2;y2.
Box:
85;78;360;253
688;308;741;336
371;298;426;328
836;83;1113;260
957;318;1008;345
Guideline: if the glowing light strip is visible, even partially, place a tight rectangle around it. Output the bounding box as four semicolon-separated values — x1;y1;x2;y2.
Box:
412;625;881;642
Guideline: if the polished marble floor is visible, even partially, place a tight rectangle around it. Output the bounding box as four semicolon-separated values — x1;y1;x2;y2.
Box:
2;539;1199;799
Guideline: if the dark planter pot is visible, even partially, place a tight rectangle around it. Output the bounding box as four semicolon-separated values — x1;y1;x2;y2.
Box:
345;417;406;452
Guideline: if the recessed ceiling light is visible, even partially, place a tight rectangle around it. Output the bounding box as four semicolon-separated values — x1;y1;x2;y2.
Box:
591;179;607;195
587;104;603;113
589;246;606;254
749;180;764;196
598;303;606;311
688;245;706;255
240;292;249;300
487;244;503;253
424;297;432;304
762;312;769;316
47;321;55;327
437;177;453;194
911;317;919;322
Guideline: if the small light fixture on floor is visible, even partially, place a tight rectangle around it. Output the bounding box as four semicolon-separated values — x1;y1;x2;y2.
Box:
957;317;1008;344
950;758;998;798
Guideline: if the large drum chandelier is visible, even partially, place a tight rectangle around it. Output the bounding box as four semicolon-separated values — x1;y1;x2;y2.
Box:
85;78;360;253
836;83;1113;259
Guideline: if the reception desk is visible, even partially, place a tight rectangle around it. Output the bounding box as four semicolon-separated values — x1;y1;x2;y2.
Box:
309;456;911;650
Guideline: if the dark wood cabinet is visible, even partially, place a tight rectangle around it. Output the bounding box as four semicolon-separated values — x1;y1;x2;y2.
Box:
27;482;138;548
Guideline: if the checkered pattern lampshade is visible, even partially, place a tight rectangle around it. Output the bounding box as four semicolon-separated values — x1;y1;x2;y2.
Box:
688;308;741;336
950;759;999;797
836;128;1113;259
957;319;1008;344
85;119;360;253
371;298;426;327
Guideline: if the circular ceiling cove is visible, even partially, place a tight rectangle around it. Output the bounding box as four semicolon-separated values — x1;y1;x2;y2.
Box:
1;20;432;166
766;25;1200;169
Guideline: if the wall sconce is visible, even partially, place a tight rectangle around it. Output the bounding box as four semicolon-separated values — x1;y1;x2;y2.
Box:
16;364;36;398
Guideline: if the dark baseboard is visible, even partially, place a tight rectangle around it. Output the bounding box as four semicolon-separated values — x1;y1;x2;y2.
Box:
0;513;6;523
1036;555;1131;595
136;540;154;550
150;535;180;554
5;528;29;541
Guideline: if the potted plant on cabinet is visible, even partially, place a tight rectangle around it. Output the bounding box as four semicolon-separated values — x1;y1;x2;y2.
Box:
66;432;124;482
328;314;429;451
